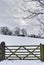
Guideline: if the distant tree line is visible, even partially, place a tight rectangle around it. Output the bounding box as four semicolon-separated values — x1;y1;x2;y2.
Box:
1;26;27;37
0;26;41;38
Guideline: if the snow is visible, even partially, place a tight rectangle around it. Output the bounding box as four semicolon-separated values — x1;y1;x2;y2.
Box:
0;35;44;45
0;60;44;65
0;34;44;65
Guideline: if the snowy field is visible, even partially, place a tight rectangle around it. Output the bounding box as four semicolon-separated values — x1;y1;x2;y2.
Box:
0;60;44;65
0;35;44;45
0;35;44;65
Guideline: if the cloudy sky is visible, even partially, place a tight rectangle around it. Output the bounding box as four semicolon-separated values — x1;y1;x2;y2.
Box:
0;0;42;35
0;0;28;26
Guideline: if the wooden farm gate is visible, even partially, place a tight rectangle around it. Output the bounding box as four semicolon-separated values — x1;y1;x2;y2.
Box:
5;45;40;60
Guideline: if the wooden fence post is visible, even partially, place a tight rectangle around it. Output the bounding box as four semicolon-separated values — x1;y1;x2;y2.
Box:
40;43;44;61
0;41;5;61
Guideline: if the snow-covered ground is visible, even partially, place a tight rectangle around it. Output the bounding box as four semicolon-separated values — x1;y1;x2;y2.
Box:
0;60;44;65
0;35;44;65
0;35;44;45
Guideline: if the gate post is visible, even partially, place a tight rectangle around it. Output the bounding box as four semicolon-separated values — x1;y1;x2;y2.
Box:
0;41;5;61
40;43;44;61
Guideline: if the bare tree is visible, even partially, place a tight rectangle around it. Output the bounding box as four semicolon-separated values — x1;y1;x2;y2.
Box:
15;27;20;36
21;28;27;36
1;26;9;35
9;0;44;37
18;0;44;37
21;0;44;18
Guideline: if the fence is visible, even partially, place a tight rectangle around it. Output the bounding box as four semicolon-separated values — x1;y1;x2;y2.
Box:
0;42;44;61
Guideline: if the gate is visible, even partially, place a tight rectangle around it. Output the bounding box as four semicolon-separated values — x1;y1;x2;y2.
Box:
5;45;40;60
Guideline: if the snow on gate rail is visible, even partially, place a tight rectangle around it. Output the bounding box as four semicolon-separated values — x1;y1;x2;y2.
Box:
0;42;41;61
5;45;40;60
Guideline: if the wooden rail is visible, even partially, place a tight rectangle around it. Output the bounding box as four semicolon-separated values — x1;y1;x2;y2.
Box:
1;42;44;61
5;45;40;60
